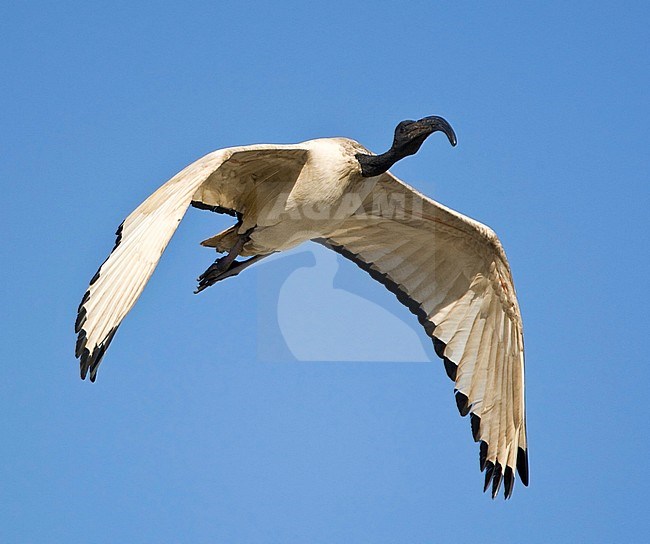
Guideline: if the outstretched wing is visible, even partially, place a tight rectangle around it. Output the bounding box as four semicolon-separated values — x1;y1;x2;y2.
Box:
314;171;528;498
75;145;308;381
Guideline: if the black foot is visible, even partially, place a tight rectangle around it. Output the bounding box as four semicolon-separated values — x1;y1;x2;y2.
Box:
195;257;236;293
194;254;271;293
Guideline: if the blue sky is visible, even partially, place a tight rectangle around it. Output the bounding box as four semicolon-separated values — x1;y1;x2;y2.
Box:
2;2;649;542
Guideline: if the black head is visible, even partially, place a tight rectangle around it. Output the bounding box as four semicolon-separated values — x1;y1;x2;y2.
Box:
392;116;457;157
356;115;457;178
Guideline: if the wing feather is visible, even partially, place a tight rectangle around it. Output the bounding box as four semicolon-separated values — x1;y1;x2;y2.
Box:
75;145;309;380
441;289;483;366
76;150;230;380
315;171;528;498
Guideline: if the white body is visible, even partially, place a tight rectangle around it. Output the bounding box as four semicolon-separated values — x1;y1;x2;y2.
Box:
193;138;379;254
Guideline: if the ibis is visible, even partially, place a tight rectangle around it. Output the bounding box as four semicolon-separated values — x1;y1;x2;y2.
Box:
75;116;528;498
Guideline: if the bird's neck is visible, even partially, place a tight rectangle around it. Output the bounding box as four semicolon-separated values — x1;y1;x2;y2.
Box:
355;148;401;178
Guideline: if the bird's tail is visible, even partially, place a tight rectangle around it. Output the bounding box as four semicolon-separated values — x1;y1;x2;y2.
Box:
200;225;240;253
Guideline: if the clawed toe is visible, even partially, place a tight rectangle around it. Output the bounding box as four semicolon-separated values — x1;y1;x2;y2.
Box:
197;258;227;281
195;253;271;293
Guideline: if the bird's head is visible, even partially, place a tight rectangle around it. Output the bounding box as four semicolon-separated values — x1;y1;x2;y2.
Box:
391;116;457;157
357;115;457;177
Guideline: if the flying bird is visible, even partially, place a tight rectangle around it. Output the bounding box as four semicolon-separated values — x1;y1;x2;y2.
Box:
75;116;528;498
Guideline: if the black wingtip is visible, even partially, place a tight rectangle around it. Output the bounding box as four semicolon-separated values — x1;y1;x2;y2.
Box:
483;461;505;499
483;461;494;492
75;331;87;359
77;290;90;313
443;358;457;381
517;447;529;486
76;326;119;383
491;462;503;498
470;413;481;442
76;290;90;333
480;446;517;498
113;221;124;251
75;307;87;334
503;466;514;499
479;441;488;471
76;218;127;382
432;337;445;358
89;267;102;286
430;337;459;382
79;346;91;380
454;391;470;417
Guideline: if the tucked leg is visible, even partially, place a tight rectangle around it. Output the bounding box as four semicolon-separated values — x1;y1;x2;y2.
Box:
195;227;271;292
195;253;272;292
